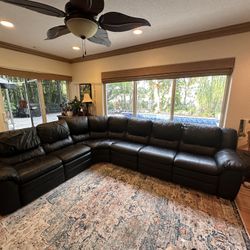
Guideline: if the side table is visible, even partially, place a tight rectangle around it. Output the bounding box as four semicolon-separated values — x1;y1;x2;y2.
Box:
237;149;250;188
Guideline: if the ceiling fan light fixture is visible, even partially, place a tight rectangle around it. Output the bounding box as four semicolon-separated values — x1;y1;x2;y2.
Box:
0;20;14;28
66;18;98;39
133;29;143;35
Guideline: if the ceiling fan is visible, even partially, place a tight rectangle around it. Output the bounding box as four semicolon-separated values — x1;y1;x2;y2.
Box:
0;0;151;47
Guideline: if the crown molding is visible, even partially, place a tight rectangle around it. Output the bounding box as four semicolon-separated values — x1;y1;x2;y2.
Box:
1;22;250;64
71;21;250;63
0;41;71;63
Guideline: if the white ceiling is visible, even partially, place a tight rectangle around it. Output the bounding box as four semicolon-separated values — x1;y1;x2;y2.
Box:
0;0;250;59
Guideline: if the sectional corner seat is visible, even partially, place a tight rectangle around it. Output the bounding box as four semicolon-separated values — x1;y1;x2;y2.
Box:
0;116;246;214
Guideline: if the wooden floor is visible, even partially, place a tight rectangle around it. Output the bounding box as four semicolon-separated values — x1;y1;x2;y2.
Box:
235;184;250;236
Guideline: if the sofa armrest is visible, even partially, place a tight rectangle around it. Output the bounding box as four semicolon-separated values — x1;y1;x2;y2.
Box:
0;163;19;182
215;149;245;171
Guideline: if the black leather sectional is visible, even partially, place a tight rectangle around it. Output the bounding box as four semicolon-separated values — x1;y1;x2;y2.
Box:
0;116;245;214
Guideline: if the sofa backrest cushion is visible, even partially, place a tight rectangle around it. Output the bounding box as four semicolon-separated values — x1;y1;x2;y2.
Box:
0;146;45;165
180;124;222;156
108;116;128;139
88;116;108;139
221;128;238;150
63;116;90;143
149;122;182;149
37;120;73;153
0;127;41;157
126;119;152;144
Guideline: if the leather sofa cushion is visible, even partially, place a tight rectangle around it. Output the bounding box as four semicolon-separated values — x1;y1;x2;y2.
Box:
180;124;222;156
0;146;45;165
139;146;176;164
63;116;89;135
42;136;73;153
149;122;182;149
174;152;220;175
221;128;237;150
37;120;70;144
0;128;40;157
111;141;145;156
51;144;91;163
126;119;152;144
14;155;62;183
88;116;108;139
108;116;128;139
82;139;118;149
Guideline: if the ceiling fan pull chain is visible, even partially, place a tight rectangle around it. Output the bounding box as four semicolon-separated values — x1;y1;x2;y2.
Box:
84;39;87;56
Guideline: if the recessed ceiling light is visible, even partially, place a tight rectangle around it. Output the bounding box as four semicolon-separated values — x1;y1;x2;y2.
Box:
0;20;14;28
133;29;143;35
72;46;80;51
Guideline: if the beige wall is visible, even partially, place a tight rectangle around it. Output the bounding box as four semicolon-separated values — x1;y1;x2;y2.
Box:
72;32;250;130
0;48;72;132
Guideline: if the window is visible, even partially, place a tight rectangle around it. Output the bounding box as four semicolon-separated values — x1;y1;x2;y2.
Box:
106;82;133;117
105;75;229;126
0;75;69;130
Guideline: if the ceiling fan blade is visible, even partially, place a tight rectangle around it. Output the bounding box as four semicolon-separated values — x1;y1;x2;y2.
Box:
99;12;151;32
46;25;70;40
88;28;111;47
0;0;65;17
70;0;104;15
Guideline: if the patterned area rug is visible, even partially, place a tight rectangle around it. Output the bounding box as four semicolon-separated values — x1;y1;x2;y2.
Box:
0;164;249;250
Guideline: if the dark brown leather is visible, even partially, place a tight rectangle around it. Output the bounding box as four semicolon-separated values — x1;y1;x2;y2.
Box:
51;144;91;163
82;139;118;149
111;141;145;156
37;120;70;144
180;124;222;156
42;136;73;153
126;119;152;144
63;116;90;142
0;146;45;165
0;163;19;182
139;146;176;164
0;127;40;156
14;155;62;183
215;149;245;170
88;116;108;139
221;128;238;150
108;116;128;139
174;152;220;175
149;122;182;149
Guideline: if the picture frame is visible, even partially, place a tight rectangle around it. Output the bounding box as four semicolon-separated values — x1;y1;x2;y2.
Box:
79;83;92;101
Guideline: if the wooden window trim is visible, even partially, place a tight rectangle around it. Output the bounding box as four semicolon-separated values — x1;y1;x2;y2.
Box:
0;67;72;81
102;58;235;83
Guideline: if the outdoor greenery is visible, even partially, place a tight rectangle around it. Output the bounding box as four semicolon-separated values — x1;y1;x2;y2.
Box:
106;76;227;119
0;76;68;118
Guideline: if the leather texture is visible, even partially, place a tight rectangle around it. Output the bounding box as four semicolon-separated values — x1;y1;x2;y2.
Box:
108;116;128;139
51;144;91;163
88;116;108;139
37;120;70;144
221;128;238;150
149;122;182;149
14;155;62;183
111;141;145;156
82;139;118;149
174;152;220;175
0;127;40;156
139;146;176;164
215;149;245;170
0;164;19;182
42;136;73;153
0;146;45;165
126;119;152;144
63;116;90;142
180;124;222;156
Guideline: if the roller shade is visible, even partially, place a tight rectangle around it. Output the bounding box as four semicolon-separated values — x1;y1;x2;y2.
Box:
102;58;235;83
